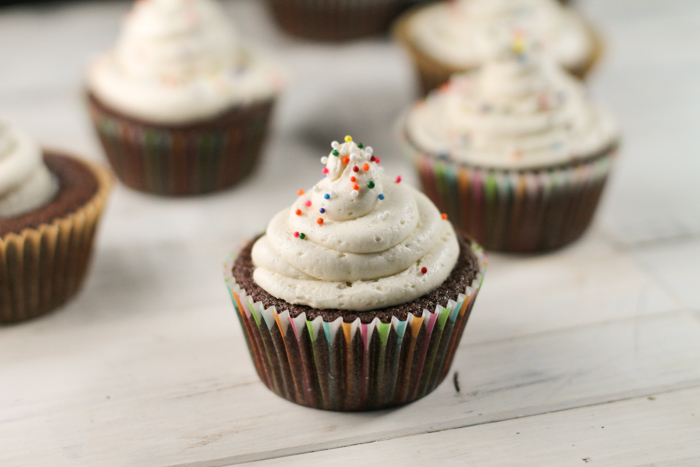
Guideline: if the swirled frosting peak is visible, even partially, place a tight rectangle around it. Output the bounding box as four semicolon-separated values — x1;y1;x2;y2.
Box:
0;121;58;218
406;33;618;169
87;0;282;124
409;0;593;70
251;137;460;311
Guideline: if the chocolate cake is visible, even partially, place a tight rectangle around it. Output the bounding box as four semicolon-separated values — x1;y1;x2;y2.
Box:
0;152;98;237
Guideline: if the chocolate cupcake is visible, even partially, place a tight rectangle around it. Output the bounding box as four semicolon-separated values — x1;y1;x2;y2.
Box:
395;0;602;94
265;0;405;42
0;121;112;324
399;36;619;252
224;136;486;411
87;0;284;196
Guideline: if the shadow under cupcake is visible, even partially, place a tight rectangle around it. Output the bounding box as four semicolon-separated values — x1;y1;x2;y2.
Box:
86;0;284;196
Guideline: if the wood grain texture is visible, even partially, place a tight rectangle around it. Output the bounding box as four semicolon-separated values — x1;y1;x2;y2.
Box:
0;0;698;465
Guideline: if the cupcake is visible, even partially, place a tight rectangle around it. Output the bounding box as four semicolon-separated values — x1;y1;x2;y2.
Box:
399;36;619;252
265;0;405;42
0;120;112;324
224;136;486;411
87;0;284;196
395;0;602;94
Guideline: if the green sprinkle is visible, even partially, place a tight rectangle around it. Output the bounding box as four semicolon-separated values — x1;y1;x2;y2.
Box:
367;181;375;189
332;150;339;156
299;233;306;240
358;143;364;149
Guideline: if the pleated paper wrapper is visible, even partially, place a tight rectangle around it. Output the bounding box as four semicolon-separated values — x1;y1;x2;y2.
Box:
393;4;603;95
0;157;112;324
88;94;275;196
267;0;404;42
399;125;618;252
223;245;487;411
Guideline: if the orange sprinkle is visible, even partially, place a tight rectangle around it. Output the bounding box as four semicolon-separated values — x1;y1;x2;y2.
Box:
353;184;360;191
316;218;324;225
342;156;350;164
297;189;305;196
295;209;302;216
363;163;370;171
350;176;356;182
441;213;448;220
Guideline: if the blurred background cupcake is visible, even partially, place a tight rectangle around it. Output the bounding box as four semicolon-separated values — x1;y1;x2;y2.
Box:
265;0;405;42
86;0;284;196
0;119;112;324
398;33;619;253
225;136;486;411
395;0;601;94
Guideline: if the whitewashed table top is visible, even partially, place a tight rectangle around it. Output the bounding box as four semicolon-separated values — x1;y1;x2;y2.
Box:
1;0;699;465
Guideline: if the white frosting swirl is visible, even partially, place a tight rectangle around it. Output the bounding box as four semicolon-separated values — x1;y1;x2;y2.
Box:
252;138;460;311
0;121;58;219
406;38;618;169
409;0;594;70
87;0;283;124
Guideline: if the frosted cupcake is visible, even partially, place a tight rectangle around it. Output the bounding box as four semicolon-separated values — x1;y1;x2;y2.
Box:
395;0;602;94
0;120;112;324
224;136;486;411
265;0;405;42
399;37;619;252
87;0;284;196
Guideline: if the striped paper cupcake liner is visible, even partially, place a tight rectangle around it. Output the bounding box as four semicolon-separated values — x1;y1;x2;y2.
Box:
267;0;405;42
0;155;112;324
88;94;275;196
400;132;618;252
223;245;487;411
394;4;603;95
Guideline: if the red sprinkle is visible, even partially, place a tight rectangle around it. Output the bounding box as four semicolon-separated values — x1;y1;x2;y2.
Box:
297;189;305;196
363;163;370;171
305;200;312;207
342;156;350;164
295;209;302;216
293;232;300;238
322;168;329;175
350;176;357;182
375;157;380;163
353;184;360;191
421;267;428;275
441;213;448;220
316;218;324;226
395;175;402;183
370;156;376;162
352;166;360;173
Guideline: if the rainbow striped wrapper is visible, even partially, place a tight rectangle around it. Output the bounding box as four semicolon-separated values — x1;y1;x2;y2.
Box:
266;0;404;42
400;130;618;252
223;246;486;411
88;94;275;196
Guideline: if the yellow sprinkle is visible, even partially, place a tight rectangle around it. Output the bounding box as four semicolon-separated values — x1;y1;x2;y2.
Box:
344;135;353;142
512;38;525;54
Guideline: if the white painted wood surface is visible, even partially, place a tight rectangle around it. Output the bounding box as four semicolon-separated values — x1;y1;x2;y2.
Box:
0;0;698;465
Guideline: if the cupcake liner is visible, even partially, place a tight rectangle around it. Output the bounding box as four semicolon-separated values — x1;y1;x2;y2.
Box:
400;131;618;252
267;0;405;42
0;157;112;324
88;94;275;196
394;4;604;95
223;246;487;411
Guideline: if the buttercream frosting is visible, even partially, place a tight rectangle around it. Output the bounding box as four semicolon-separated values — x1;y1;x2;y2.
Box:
251;137;460;311
87;0;283;124
405;35;618;170
409;0;594;71
0;121;58;218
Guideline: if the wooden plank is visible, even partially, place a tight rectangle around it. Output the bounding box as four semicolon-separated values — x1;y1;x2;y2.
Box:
257;387;700;466
2;310;700;466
